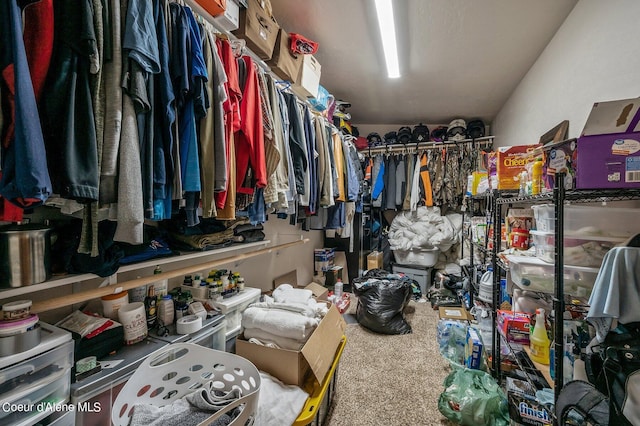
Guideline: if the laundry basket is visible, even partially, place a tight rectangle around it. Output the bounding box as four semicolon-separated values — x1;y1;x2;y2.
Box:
111;343;260;426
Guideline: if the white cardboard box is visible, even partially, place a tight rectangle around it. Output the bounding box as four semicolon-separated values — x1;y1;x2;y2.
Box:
292;55;321;99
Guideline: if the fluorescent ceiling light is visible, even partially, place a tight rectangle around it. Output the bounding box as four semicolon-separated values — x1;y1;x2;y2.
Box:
374;0;400;79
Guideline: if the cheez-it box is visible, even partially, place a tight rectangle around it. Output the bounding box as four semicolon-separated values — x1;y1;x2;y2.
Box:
496;145;541;190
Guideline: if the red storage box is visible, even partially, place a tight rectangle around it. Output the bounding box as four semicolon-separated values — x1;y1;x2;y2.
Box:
195;0;226;17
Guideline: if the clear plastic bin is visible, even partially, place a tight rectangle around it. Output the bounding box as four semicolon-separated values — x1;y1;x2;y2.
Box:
506;255;599;296
530;230;623;267
564;205;640;238
531;204;555;232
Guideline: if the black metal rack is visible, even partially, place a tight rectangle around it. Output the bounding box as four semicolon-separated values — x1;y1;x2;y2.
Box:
486;175;640;406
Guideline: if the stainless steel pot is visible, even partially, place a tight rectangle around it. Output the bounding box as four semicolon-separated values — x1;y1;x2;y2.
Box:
0;224;52;288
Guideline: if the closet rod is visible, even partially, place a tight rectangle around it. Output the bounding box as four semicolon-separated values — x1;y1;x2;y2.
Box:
182;0;339;130
32;238;309;314
364;136;494;155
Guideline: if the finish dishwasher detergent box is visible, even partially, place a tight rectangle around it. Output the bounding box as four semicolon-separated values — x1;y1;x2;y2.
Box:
507;377;552;425
577;97;640;189
496;145;541;190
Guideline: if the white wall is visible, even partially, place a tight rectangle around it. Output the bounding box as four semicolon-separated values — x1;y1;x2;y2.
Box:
492;0;640;147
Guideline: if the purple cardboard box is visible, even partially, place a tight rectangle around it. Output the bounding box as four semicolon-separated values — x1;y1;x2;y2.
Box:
576;98;640;189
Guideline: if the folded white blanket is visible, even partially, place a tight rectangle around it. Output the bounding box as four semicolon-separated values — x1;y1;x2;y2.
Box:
256;371;308;426
241;306;318;341
273;284;313;304
244;328;305;351
250;300;315;317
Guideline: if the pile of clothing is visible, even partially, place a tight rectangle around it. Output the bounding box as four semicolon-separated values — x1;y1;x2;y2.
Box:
241;284;328;350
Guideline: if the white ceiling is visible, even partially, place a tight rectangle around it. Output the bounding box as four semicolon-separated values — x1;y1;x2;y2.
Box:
270;0;578;126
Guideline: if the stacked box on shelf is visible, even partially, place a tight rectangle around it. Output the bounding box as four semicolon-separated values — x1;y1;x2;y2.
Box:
576;97;640;189
530;204;640;268
314;248;335;273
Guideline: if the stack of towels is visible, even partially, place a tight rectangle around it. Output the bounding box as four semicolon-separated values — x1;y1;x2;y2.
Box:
241;284;329;350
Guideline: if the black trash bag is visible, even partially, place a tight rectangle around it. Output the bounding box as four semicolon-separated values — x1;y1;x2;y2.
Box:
353;270;413;334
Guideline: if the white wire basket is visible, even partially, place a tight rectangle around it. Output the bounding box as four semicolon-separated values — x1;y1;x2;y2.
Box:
111;343;261;426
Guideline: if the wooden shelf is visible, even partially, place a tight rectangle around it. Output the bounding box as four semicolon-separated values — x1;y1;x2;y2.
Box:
0;240;272;300
4;238;308;313
523;346;554;389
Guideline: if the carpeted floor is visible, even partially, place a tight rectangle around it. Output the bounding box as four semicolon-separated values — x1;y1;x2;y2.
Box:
326;295;456;426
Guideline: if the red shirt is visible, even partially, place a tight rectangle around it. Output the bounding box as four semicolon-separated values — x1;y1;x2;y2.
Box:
234;56;267;194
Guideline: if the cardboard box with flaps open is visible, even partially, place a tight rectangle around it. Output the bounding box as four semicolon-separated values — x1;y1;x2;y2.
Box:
235;302;346;386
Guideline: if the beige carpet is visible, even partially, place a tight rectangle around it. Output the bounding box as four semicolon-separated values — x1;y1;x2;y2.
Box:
326;297;456;426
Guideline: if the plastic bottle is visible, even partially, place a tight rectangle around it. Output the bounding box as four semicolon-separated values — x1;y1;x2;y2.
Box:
529;308;550;365
531;157;543;195
157;294;175;326
334;278;344;299
144;285;157;329
478;267;493;303
153;265;168;297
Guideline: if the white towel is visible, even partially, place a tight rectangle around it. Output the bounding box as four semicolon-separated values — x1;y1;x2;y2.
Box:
249;300;315;317
244;328;305;351
273;284;313;304
241;306;318;341
256;371;308;426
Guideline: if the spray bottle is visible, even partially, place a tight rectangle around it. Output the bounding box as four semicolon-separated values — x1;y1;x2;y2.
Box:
529;308;550;365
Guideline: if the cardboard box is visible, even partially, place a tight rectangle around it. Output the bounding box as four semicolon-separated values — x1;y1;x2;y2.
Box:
303;282;328;301
438;306;472;322
577;97;640;189
314;248;335;273
366;251;383;270
541;138;577;191
465;327;483;369
497;310;530;344
266;29;303;82
292;55;321;100
235;303;346;386
195;0;226;17
232;0;279;60
507;377;553;425
496;145;541;190
213;0;239;32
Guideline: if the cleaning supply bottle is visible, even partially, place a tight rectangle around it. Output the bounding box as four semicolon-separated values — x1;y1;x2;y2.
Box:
478;267;493;303
529;308;550;364
531;157;543;195
334;278;344;299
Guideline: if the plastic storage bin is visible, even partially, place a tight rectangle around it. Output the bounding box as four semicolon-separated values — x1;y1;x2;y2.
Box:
111;343;260;426
564;205;640;238
0;368;71;426
531;204;555;232
392;247;439;267
212;287;261;340
392;264;432;295
507;255;599;296
530;229;624;267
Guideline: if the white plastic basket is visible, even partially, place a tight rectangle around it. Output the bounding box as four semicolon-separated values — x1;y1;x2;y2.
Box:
111;343;260;426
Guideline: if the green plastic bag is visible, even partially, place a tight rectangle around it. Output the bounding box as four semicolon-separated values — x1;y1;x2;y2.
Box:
438;368;509;426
